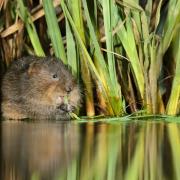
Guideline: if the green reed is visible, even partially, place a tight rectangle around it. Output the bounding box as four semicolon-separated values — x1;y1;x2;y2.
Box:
42;0;67;63
17;0;45;56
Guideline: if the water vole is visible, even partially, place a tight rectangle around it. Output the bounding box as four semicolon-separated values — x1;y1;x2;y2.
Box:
1;56;81;120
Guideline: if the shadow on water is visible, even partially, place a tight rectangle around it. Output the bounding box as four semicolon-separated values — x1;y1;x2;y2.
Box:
0;118;180;180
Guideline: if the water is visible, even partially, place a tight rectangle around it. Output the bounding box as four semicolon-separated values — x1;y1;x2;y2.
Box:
1;118;180;180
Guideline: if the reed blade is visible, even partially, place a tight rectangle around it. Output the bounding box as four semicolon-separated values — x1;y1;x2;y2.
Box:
17;0;44;56
166;31;180;115
42;0;67;63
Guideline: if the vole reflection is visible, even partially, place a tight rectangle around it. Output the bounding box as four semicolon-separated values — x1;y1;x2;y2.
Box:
1;121;79;180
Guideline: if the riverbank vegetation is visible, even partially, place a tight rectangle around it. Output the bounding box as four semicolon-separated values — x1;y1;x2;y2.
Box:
0;0;180;117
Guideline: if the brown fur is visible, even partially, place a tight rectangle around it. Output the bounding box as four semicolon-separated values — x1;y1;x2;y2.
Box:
1;56;81;120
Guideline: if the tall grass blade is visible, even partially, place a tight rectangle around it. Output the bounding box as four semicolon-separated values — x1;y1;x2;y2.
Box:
17;0;44;56
102;0;116;85
166;32;180;115
66;19;79;76
144;0;152;26
42;0;67;63
163;0;180;53
82;0;109;77
102;0;123;114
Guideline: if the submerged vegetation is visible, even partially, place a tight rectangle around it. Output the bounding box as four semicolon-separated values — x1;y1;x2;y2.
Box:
0;0;180;117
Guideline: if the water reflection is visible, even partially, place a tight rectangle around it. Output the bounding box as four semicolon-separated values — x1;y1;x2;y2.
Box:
1;121;79;180
1;119;180;180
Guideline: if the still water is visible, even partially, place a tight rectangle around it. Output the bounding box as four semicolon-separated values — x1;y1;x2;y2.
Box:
1;117;180;180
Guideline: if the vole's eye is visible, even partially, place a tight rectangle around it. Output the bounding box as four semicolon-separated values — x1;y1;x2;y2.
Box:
52;74;58;79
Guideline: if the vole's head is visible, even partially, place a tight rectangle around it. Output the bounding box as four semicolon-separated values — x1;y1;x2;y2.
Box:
27;57;81;115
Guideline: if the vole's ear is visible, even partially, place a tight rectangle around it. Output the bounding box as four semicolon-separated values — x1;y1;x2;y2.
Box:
27;62;41;76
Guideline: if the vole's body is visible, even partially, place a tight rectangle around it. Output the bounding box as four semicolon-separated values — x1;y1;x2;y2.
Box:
1;56;81;120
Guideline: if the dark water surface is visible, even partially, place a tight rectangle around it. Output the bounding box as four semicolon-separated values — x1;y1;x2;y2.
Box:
1;118;180;180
